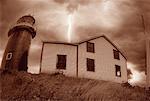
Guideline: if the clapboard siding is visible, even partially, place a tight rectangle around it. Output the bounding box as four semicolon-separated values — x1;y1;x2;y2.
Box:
41;44;77;77
78;37;127;83
41;35;128;83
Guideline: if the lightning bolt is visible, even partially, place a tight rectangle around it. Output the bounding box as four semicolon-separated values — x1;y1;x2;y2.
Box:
67;14;73;42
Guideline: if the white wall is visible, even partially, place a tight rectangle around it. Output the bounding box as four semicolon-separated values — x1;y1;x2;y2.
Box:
78;37;128;83
41;43;77;77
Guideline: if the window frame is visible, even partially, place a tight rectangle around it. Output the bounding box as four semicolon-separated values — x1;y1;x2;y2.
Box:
113;49;120;60
56;54;67;70
6;52;13;60
115;65;121;77
86;58;95;72
87;42;95;53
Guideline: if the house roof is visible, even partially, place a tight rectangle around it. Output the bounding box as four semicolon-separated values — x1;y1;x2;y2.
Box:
43;41;78;46
42;35;127;60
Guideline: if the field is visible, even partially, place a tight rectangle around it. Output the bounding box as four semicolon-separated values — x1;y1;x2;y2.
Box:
0;71;150;101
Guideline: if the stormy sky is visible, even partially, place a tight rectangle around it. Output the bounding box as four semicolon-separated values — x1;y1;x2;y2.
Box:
0;0;150;86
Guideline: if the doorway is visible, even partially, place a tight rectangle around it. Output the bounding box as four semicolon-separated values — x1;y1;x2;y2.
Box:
18;51;28;71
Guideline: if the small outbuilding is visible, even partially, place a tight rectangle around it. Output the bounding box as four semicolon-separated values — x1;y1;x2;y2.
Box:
40;35;128;83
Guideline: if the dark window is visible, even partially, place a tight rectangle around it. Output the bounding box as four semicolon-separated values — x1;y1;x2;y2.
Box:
115;65;121;77
87;58;95;72
6;52;13;60
56;55;66;69
87;42;95;53
113;49;120;60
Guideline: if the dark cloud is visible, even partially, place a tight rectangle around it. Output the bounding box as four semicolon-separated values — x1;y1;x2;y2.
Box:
53;0;100;13
0;0;30;49
113;0;150;73
0;1;2;49
53;0;67;4
53;0;93;5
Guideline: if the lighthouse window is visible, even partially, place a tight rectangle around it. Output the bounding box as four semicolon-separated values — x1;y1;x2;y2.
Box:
6;52;13;60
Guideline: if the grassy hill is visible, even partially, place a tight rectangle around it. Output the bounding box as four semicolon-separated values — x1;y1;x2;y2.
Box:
0;71;150;101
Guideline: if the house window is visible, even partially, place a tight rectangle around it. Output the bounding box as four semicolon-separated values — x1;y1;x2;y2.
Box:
115;65;121;77
6;52;13;60
87;58;95;72
113;49;120;60
87;42;95;53
56;55;66;69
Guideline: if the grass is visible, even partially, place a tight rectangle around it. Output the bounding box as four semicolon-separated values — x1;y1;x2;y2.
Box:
0;71;150;101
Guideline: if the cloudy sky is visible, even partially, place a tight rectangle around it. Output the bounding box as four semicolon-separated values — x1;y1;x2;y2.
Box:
0;0;150;86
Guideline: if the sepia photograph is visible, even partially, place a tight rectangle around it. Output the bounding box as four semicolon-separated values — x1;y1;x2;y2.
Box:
0;0;150;100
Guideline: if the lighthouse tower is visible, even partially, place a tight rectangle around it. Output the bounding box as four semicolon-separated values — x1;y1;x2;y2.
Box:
1;15;36;72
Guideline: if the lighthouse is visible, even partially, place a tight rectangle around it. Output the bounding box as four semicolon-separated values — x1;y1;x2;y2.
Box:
1;15;36;72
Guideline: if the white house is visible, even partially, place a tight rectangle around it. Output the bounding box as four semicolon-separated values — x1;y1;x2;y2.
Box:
40;35;128;83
